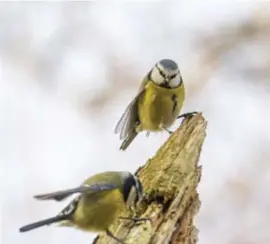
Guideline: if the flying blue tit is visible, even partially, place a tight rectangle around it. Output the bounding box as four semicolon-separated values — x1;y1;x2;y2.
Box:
115;59;196;150
19;171;144;244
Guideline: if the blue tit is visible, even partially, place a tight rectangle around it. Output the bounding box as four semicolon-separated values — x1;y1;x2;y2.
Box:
19;171;144;244
115;59;195;150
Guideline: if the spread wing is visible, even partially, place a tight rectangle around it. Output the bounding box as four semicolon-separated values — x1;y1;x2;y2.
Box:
34;183;117;202
115;77;149;140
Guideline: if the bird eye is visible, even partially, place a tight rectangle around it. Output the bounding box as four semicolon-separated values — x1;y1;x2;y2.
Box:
169;74;177;79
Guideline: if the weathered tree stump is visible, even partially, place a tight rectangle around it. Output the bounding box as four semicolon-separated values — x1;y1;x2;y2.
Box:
94;113;207;244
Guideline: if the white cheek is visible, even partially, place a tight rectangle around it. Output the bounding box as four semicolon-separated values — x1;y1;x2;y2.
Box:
151;68;165;85
169;74;181;88
126;187;136;207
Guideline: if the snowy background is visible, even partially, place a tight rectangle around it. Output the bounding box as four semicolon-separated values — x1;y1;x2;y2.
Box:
1;2;270;244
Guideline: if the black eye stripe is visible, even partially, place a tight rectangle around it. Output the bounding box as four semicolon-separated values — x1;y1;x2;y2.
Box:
156;65;166;78
156;65;178;79
169;74;177;79
169;71;180;79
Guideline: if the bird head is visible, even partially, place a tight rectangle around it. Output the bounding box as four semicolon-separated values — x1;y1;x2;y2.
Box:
150;59;182;88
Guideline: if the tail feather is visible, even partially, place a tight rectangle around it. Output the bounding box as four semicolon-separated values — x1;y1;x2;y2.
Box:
19;215;68;232
120;131;138;150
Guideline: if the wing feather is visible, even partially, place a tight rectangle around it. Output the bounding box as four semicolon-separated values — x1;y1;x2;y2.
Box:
114;100;135;139
34;183;117;202
115;90;145;140
116;81;148;139
115;74;150;143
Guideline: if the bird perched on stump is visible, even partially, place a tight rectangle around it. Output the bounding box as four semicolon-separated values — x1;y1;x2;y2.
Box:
115;59;197;150
19;171;144;244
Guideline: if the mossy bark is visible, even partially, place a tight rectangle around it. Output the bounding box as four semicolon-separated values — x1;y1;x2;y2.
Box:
93;113;207;244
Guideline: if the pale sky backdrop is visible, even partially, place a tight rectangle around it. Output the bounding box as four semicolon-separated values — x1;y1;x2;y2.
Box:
1;1;270;244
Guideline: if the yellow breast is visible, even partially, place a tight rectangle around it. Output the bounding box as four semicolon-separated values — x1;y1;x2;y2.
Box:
138;81;185;132
72;189;126;232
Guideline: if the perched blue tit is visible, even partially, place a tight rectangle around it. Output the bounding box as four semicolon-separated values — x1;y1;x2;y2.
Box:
115;59;196;150
19;171;144;243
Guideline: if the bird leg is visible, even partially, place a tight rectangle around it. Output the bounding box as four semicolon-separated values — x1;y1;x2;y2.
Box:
177;111;198;120
163;127;173;134
159;125;173;134
106;229;126;244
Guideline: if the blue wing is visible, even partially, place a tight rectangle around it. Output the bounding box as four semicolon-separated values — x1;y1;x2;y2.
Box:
34;183;117;202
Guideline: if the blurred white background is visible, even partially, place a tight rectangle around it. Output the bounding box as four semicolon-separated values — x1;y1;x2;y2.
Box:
1;1;270;244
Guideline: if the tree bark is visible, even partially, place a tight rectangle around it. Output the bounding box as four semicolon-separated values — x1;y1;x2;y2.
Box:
93;113;207;244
